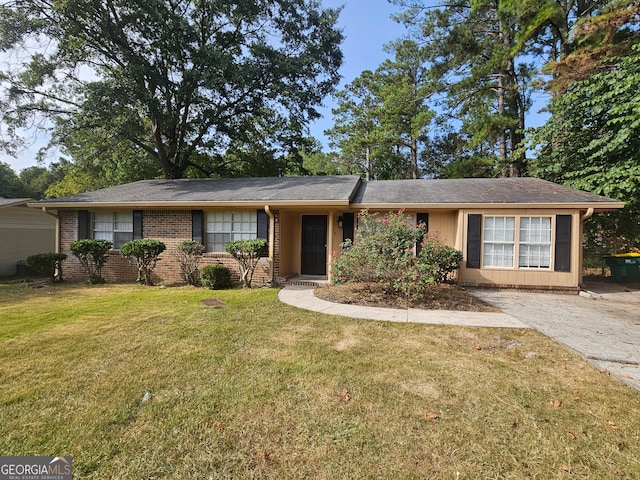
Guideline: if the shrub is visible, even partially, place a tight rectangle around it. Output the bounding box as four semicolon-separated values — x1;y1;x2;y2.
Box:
200;264;231;290
175;240;206;286
225;239;267;288
70;239;113;284
332;210;463;301
25;252;67;282
120;239;167;285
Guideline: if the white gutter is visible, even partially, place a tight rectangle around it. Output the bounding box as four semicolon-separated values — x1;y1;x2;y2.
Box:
264;205;275;283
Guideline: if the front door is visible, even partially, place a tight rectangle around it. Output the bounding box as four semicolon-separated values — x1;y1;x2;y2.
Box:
301;215;327;275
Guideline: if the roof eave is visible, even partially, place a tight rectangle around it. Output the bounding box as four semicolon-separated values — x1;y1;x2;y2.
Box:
30;199;353;209
349;202;625;211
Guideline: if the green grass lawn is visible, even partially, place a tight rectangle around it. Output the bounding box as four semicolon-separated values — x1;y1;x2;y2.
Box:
1;282;639;479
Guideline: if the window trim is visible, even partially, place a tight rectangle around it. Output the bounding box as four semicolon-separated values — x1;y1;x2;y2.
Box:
91;210;134;250
480;215;554;271
204;210;259;253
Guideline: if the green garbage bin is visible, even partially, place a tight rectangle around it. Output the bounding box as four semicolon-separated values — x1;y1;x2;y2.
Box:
603;254;640;283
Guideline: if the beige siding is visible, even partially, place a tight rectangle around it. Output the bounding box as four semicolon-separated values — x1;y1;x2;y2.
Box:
0;206;56;276
457;209;582;290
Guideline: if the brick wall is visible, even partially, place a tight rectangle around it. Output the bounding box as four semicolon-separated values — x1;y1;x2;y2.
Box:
59;209;273;286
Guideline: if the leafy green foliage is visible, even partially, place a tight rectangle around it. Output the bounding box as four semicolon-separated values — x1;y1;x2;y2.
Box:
327;40;434;180
529;43;640;249
391;0;536;177
332;211;462;301
0;162;27;197
175;241;206;286
1;0;343;181
120;239;167;285
199;264;231;290
25;252;67;282
69;239;112;284
225;239;268;288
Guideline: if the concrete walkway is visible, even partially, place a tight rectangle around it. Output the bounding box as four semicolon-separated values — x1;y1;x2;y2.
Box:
278;284;528;328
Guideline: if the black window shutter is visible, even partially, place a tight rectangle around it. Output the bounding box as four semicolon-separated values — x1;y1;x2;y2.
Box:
78;210;90;239
133;210;143;239
342;212;355;243
416;213;429;255
555;215;572;272
466;214;482;269
257;210;269;240
192;210;204;244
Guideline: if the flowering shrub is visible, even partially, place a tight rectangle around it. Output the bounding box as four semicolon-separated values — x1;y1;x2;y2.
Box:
332;210;463;300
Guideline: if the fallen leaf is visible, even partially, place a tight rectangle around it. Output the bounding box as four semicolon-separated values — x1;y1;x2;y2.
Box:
552;400;563;408
561;364;567;370
512;422;518;430
572;395;581;401
600;369;611;375
608;421;620;430
560;465;572;473
475;344;482;350
341;389;351;403
566;431;576;439
426;412;439;420
263;451;270;461
619;373;633;379
216;422;225;432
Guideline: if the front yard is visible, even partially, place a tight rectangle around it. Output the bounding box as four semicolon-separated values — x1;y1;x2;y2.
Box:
1;282;639;479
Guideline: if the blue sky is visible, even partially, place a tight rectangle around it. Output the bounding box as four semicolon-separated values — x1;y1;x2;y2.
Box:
309;0;407;146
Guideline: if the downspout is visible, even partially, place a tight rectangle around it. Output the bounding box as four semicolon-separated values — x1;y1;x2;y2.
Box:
579;208;594;288
41;207;60;253
264;205;275;283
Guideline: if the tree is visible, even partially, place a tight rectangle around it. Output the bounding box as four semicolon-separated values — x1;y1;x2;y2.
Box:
392;0;537;176
327;40;434;180
529;44;640;249
0;0;343;180
377;40;435;179
0;162;26;197
326;70;386;180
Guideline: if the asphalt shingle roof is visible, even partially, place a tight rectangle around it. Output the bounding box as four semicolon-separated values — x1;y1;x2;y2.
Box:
352;178;622;206
0;198;31;208
38;175;362;205
34;175;622;209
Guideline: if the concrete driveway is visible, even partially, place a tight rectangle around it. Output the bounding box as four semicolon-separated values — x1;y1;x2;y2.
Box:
472;281;640;392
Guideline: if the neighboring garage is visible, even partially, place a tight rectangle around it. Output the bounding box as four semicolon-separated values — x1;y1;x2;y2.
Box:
0;197;56;277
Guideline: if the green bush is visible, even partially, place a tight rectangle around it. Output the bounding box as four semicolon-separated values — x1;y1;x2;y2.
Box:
332;210;463;301
175;240;206;286
120;239;167;285
200;264;231;290
225;239;267;288
70;239;112;284
25;252;67;282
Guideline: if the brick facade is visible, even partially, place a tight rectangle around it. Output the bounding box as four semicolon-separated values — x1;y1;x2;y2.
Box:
59;209;275;286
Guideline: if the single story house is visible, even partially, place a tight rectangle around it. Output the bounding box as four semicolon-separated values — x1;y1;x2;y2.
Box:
29;175;623;291
0;197;56;277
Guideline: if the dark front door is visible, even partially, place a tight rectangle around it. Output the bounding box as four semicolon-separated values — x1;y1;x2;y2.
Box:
301;215;327;275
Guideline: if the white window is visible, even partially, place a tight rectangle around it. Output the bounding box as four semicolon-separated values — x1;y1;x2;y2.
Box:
93;211;133;249
519;217;552;268
483;216;515;268
206;211;257;252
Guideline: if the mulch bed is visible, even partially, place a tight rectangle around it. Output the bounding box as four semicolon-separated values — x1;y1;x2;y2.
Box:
315;282;499;313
